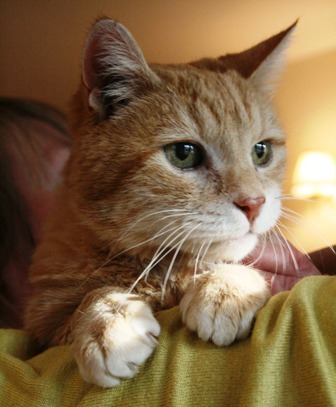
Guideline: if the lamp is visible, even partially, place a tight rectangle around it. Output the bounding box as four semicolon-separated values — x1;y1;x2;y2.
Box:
291;151;336;198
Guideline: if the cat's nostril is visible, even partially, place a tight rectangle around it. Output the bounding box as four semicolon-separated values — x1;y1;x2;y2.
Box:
234;196;266;223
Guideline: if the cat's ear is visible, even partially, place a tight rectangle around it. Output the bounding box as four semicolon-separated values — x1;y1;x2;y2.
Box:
220;21;297;92
83;18;156;118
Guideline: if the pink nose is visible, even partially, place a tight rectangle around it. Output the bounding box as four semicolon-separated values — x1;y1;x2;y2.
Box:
234;196;265;223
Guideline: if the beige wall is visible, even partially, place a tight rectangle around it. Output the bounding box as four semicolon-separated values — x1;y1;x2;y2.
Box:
276;51;336;251
1;0;336;251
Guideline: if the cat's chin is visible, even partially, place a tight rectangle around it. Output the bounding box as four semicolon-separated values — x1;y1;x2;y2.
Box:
207;233;258;263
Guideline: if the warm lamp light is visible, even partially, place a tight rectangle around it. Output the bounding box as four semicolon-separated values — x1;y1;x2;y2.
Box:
291;151;336;198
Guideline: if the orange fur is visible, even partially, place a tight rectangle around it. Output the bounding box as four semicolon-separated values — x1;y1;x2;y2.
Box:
25;19;295;387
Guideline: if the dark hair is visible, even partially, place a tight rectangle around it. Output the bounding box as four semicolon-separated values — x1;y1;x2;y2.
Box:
0;98;70;327
0;97;68;136
0;98;69;266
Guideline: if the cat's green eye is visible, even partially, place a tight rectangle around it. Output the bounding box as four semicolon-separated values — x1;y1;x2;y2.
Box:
164;142;204;169
252;141;272;166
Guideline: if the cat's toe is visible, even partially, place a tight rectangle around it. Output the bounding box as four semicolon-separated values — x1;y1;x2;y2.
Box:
180;265;270;346
72;293;160;387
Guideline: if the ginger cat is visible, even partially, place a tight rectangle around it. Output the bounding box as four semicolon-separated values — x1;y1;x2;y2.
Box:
25;18;295;387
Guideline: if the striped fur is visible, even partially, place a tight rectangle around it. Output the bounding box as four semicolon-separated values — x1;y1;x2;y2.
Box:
25;19;294;387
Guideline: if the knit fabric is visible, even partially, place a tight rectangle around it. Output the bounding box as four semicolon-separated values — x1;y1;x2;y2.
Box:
1;276;335;407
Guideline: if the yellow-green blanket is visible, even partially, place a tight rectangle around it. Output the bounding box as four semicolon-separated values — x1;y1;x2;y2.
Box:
1;276;336;407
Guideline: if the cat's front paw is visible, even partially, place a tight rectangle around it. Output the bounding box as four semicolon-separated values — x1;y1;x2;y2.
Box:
72;292;160;388
180;265;270;346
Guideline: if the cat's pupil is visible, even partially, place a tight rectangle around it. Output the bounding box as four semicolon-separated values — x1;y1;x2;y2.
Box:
255;143;266;158
252;141;272;166
164;142;203;169
175;144;192;161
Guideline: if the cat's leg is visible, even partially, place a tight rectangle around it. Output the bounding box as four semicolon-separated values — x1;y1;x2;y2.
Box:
179;264;270;346
68;287;160;388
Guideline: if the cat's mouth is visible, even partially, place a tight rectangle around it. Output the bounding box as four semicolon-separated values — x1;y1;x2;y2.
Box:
196;232;259;263
208;229;257;244
227;232;254;241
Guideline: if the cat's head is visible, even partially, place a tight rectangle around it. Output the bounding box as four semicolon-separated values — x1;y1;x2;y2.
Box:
67;19;295;263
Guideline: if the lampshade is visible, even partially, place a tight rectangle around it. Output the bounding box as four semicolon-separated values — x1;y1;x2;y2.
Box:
291;151;336;198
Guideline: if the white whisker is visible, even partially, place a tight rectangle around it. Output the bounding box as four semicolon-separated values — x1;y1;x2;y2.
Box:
274;224;299;273
266;231;279;287
277;194;316;204
127;222;194;294
269;229;285;274
111;218;183;260
193;241;207;281
277;219;310;260
248;233;267;269
161;223;202;300
281;206;336;254
198;236;214;270
118;209;194;241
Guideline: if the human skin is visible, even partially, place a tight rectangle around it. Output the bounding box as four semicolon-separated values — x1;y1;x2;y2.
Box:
245;238;334;294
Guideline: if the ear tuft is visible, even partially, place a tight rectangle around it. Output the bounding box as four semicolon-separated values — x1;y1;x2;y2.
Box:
191;21;297;94
248;21;297;92
83;18;154;118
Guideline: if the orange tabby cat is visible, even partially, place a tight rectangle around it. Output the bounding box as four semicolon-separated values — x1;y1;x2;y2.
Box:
25;18;295;387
